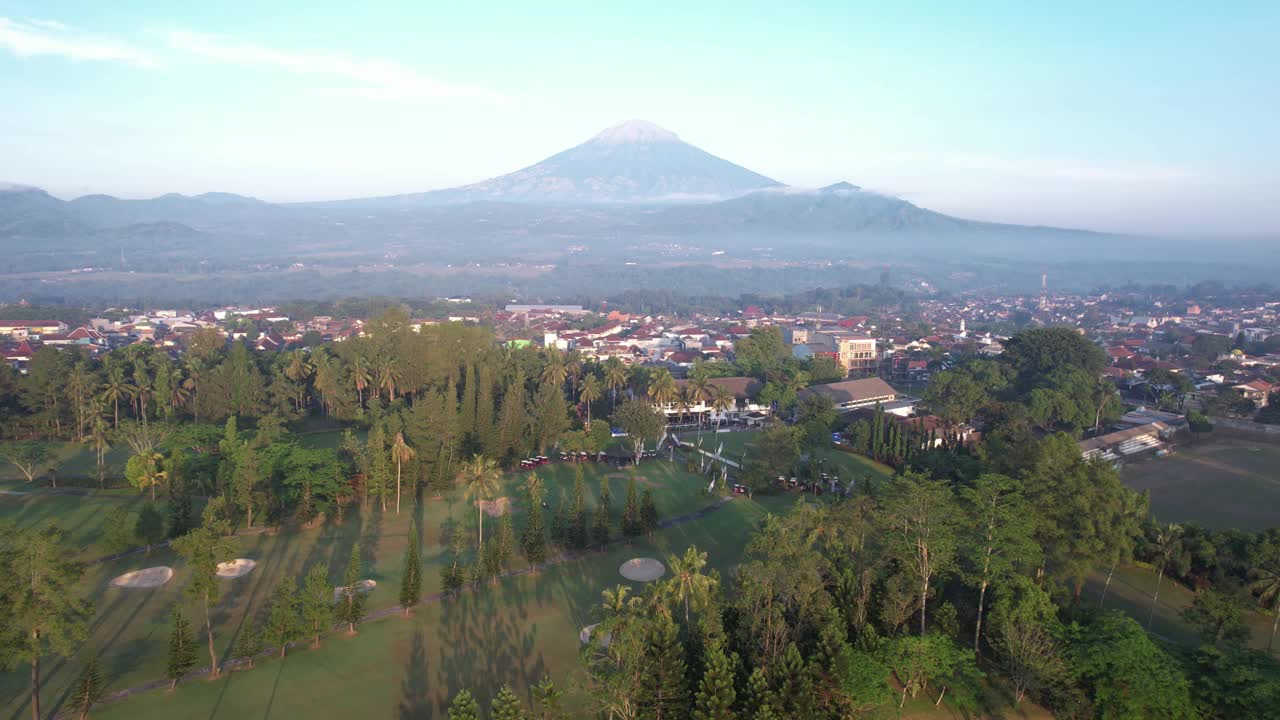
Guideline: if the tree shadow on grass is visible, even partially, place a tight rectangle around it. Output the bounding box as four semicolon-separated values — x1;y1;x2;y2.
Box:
398;629;431;720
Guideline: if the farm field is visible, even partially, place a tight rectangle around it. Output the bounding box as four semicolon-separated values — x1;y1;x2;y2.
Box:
1121;436;1280;531
0;459;731;719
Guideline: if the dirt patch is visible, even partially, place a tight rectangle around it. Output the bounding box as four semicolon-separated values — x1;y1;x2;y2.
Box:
110;566;173;588
333;579;377;602
474;496;517;517
620;557;666;582
216;558;257;579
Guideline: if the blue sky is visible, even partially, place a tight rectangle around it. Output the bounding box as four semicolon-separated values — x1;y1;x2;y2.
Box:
2;1;1277;235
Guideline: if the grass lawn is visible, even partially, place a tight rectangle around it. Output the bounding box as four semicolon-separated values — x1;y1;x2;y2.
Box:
0;490;162;561
679;428;896;482
1121;436;1280;531
0;441;133;486
0;459;723;718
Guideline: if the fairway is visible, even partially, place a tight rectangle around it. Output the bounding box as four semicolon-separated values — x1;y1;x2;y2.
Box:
1121;436;1280;531
679;428;895;481
0;459;758;718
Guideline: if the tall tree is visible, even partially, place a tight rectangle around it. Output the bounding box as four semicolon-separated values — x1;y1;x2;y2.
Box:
301;563;332;647
638;616;690;720
457;454;501;555
0;523;91;720
490;685;527;720
1148;522;1185;629
692;641;737;720
448;689;480;720
957;473;1039;653
881;471;958;635
1248;529;1280;653
400;516;423;615
613;400;665;464
166;605;197;689
622;476;641;540
640;489;659;537
580;373;603;428
171;498;236;679
390;431;415;515
665;546;715;623
135;502;166;556
232;619;261;669
263;577;302;658
335;542;367;634
522;474;549;570
69;654;105;720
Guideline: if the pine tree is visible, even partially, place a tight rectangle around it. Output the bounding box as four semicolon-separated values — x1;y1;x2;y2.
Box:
490;685;528;720
743;667;776;719
135;501;165;556
335;543;367;633
692;642;737;720
70;655;105;720
167;605;197;689
599;475;612;511
476;364;497;457
301;563;332;647
400;516;422;615
810;609;855;719
460;365;478;439
622;477;641;540
534;676;567;720
570;467;588;549
264;577;302;658
774;642;815;720
522;488;549;570
638;617;690;720
448;689;480;720
592;503;611;549
640;489;660;536
551;501;569;547
167;480;194;538
495;511;516;572
232;619;262;669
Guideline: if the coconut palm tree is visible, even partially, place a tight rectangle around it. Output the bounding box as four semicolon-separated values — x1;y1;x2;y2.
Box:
603;357;628;409
378;356;402;403
132;363;153;427
523;473;544;505
311;350;339;416
1148;522;1185;629
457;455;501;554
565;351;583;399
87;403;111;489
665;546;716;622
100;362;128;428
675;385;698;425
541;352;568;395
182;355;206;421
579;374;603;428
284;349;314;410
351;353;371;407
709;384;735;427
131;451;167;502
686;373;711;427
1248;534;1280;653
647;369;677;411
391;432;415;515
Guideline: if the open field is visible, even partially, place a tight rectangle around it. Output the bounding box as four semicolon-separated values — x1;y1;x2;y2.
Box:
1121;436;1280;531
0;442;133;485
679;428;896;481
0;459;737;718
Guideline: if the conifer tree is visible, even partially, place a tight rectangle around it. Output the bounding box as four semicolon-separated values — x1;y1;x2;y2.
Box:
533;676;567;720
490;685;527;720
522;485;549;569
69;655;105;720
599;474;612;511
570;467;588;549
400;516;422;615
774;642;815;720
442;527;466;594
301;563;332;647
335;542;367;633
494;511;516;572
264;577;302;658
135;501;165;555
167;479;194;538
638;617;690;720
692;642;737;720
232;619;262;669
592;502;611;549
622;476;641;540
640;489;660;536
743;667;776;719
551;500;569;547
166;606;197;689
448;689;480;720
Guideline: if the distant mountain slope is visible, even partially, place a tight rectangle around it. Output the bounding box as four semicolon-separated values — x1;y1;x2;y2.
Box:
312;120;784;207
67;191;280;227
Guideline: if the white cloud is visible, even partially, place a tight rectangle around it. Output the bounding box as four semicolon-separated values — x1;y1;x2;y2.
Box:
938;153;1193;184
163;29;504;102
0;17;156;67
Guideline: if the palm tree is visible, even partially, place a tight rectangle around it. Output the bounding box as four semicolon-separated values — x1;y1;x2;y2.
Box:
132;363;153;427
579;374;603;428
457;455;501;554
284;349;314;410
66;362;94;442
1248;535;1280;654
351;353;371;407
377;356;402;402
1148;522;1185;629
674;386;697;425
391;432;415;515
565;351;583;400
523;473;545;505
665;546;715;622
311;350;339;416
709;384;734;427
100;363;127;428
647;369;677;411
541;352;568;395
132;451;167;502
87;404;111;489
686;373;711;427
182;355;205;421
603;358;628;409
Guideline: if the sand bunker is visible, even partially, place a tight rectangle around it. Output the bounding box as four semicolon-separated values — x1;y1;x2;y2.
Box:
216;558;257;579
475;496;516;517
333;579;377;601
110;566;173;588
579;623;613;648
620;557;666;582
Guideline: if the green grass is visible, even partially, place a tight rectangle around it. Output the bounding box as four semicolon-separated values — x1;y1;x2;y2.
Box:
679;428;895;481
0;491;155;560
0;441;133;485
1121;437;1280;531
0;459;730;718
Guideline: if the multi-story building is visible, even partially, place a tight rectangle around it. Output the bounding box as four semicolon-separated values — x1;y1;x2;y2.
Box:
813;329;878;375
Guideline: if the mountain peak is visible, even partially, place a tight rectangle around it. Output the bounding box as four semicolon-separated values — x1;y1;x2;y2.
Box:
820;181;862;194
591;119;679;145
